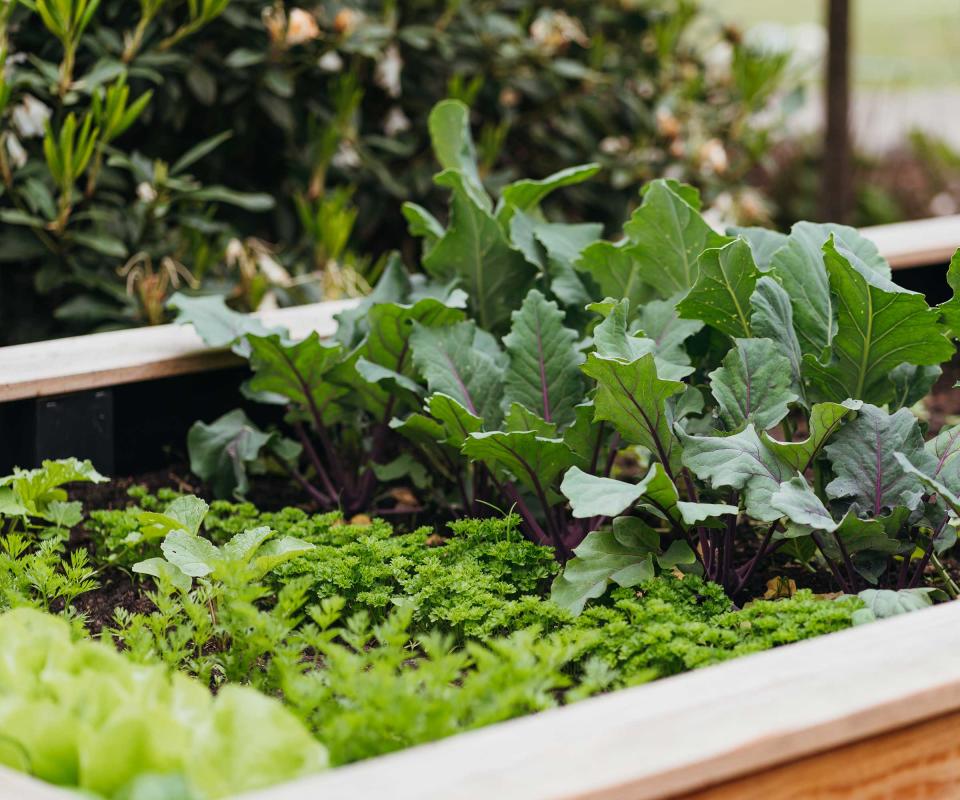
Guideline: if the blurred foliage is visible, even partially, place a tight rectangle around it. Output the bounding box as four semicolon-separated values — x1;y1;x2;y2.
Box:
0;0;796;343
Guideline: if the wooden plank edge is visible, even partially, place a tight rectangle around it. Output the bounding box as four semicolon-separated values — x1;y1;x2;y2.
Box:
861;214;960;270
672;707;960;799
233;599;960;800
0;298;360;402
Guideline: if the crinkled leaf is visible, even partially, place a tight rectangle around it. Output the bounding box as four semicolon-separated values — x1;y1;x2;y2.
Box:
770;476;836;531
424;172;535;332
503;403;557;436
138;496;209;540
825;404;934;515
803;238;952;404
622;179;716;297
187;409;276;498
761;400;861;471
221;526;274;565
768;222;887;357
160;531;221;577
679;425;791;521
709;337;798;431
677;237;758;338
409;322;506;426
502;290;583;426
246;332;346;414
852;587;935;625
582;352;685;470
592;300;693;380
750;276;804;402
461;431;576;494
550;518;659;614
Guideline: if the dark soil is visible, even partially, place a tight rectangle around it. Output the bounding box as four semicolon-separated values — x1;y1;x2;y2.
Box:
69;568;156;633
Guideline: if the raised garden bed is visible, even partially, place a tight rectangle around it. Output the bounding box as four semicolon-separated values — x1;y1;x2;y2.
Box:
4;110;960;800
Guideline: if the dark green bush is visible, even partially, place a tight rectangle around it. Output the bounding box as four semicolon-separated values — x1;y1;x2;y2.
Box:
0;0;793;342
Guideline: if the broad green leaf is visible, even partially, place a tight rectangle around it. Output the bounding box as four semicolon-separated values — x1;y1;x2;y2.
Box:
889;364;942;410
391;393;483;452
132;557;193;593
423;173;535;332
730;226;788;269
925;424;960;494
503;403;557;436
550;518;659;614
582;353;685;470
821;509;908;564
138;496;209;540
187;409;276;498
769;476;836;531
364;298;465;377
427;100;488;211
852;588;935;625
825;404;934;515
592;300;693;380
803;238;953;404
461;431;577;494
246;333;346;415
575;240;651;312
531;219;602;307
168;292;280;353
409;322;506;426
497;163;601;224
937;250;960;338
895;454;960;517
679;425;792;521
622;179;716;297
250;535;315;578
561;402;606;470
709;338;798;431
160;531;221;577
750;276;804;401
502;290;583;426
761;400;861;471
636;296;702;367
768;222;888;357
220;526;274;565
560;465;660;518
676;237;758;338
0;458;107;520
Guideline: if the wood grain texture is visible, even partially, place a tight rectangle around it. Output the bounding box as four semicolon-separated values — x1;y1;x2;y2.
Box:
0;298;359;402
862;214;960;270
235;600;960;800
675;709;960;800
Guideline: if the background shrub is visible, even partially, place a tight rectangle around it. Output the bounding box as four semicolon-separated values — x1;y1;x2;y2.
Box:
0;0;795;343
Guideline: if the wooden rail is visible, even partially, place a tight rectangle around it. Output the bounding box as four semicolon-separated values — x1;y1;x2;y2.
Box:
864;213;960;270
0;299;359;403
234;599;960;800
